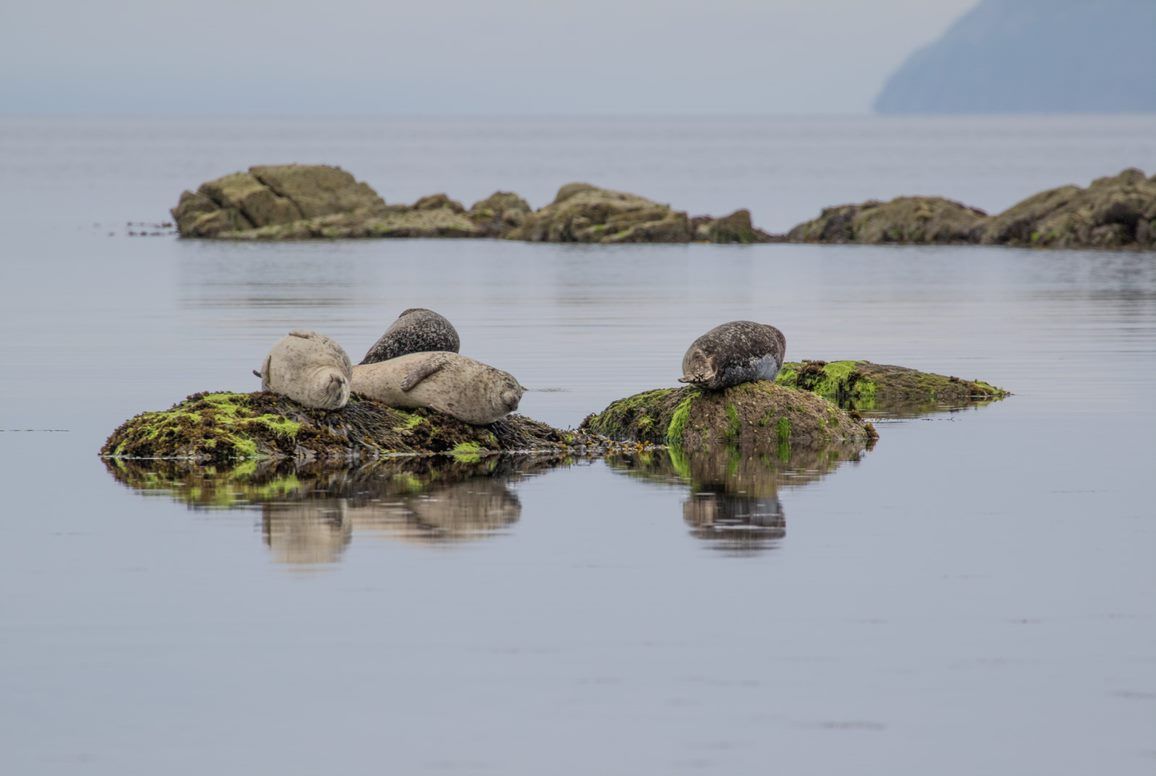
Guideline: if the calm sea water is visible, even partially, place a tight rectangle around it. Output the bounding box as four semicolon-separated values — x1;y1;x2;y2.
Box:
1;116;1155;775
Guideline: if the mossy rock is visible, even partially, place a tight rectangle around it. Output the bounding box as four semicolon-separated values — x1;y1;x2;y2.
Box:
101;391;621;464
774;360;1008;415
580;381;873;456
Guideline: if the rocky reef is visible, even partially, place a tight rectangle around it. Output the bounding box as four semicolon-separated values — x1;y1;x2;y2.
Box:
172;165;771;244
787;169;1156;251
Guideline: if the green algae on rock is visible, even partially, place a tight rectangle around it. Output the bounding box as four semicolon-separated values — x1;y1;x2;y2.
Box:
786;168;1156;251
101;391;619;464
580;381;873;456
774;360;1008;414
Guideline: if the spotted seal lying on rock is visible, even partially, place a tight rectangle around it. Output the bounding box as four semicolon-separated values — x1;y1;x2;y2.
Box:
352;352;523;425
679;321;787;391
360;308;460;365
256;330;353;410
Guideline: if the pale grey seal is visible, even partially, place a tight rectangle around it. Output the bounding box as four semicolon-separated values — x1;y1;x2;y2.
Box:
360;308;460;365
679;321;787;391
351;352;523;425
257;330;353;410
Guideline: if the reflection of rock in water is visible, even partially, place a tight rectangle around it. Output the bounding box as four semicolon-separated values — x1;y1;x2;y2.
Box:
608;442;864;556
105;455;559;566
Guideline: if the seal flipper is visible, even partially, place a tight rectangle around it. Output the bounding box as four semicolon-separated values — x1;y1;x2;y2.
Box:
400;354;450;392
257;354;272;389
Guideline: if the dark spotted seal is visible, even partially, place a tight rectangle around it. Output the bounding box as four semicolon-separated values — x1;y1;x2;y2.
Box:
679;321;786;391
360;308;460;365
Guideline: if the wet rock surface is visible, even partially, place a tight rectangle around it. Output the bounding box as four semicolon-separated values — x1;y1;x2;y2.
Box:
786;168;1156;250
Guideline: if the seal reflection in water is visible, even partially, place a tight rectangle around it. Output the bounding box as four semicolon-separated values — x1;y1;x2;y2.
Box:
680;320;787;391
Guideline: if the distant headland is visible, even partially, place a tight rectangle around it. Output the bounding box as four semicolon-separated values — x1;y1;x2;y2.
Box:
875;0;1156;115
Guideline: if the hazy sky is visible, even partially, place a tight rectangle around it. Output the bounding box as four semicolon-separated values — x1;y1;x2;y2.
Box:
0;0;977;114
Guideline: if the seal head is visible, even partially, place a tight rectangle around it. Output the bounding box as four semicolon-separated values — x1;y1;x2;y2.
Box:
679;321;787;391
258;330;353;410
360;308;461;365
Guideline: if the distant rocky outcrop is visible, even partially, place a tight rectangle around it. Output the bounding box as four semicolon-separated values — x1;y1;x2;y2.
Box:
787;169;1156;251
875;0;1156;115
172;165;772;244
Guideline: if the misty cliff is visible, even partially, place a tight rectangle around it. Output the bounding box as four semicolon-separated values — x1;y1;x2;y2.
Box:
874;0;1156;114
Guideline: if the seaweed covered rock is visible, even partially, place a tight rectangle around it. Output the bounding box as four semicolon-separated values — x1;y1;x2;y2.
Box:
786;168;1156;251
580;381;872;456
774;360;1008;414
787;197;987;244
101;391;621;464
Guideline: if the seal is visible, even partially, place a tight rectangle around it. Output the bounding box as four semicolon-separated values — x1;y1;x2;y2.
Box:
351;352;523;425
256;330;353;410
679;321;787;391
360;308;461;365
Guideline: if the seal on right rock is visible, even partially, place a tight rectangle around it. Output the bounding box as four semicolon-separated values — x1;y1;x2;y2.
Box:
360;308;460;365
679;321;787;391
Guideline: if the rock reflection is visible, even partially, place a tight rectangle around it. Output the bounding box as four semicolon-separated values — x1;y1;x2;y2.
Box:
105;455;562;565
607;443;865;555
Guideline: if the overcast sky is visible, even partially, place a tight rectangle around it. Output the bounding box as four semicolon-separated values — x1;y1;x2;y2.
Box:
0;0;977;114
